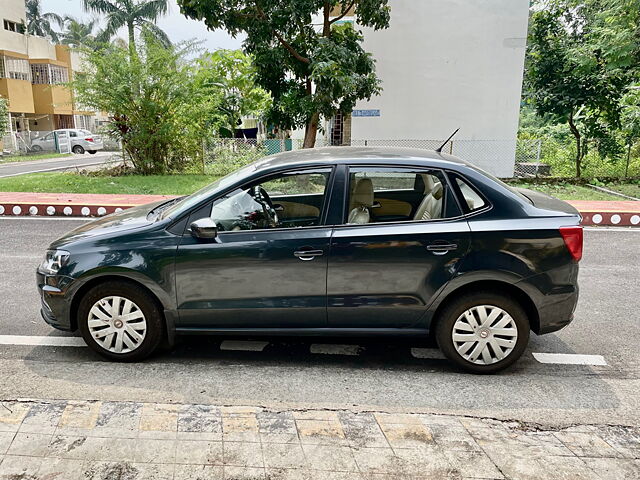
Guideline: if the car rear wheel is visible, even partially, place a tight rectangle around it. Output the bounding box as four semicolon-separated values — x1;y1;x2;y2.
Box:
31;145;43;152
88;150;97;154
77;281;164;361
435;291;529;374
72;145;85;154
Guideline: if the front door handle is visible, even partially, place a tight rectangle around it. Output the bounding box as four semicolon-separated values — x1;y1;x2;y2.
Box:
294;249;324;261
426;242;458;255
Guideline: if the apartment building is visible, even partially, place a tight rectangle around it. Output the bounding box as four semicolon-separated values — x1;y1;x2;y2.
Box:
1;0;95;151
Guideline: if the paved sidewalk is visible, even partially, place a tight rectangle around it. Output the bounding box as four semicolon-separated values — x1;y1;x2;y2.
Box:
0;399;637;479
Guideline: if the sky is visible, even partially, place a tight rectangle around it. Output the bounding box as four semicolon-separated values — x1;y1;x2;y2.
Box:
41;0;244;52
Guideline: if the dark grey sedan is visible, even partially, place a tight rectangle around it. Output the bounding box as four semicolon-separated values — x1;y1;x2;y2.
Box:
37;147;582;373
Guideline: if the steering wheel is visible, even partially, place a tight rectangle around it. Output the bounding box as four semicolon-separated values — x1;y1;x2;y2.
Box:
253;186;279;228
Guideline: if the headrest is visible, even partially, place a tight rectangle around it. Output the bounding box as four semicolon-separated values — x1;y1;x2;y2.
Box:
422;174;436;193
432;182;443;200
352;178;374;207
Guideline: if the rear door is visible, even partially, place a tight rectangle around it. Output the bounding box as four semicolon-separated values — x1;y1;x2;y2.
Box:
327;166;471;328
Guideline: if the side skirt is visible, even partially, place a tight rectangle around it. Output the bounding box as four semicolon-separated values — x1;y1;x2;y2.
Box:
175;327;430;337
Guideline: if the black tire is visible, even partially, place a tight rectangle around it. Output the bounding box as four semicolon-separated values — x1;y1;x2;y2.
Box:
72;145;85;154
31;145;43;152
77;281;164;362
435;291;530;374
88;150;97;154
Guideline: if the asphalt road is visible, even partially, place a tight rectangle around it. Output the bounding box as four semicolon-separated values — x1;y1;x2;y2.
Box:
0;217;638;429
0;152;116;178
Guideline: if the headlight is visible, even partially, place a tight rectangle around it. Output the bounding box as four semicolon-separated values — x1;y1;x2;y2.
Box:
39;250;70;275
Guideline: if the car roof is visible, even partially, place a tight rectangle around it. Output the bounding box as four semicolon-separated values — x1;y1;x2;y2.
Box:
253;146;473;171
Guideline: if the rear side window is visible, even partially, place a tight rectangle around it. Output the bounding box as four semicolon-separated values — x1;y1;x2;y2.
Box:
455;177;487;212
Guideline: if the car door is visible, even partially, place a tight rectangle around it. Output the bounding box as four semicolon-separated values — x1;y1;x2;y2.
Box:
174;168;334;329
327;166;471;328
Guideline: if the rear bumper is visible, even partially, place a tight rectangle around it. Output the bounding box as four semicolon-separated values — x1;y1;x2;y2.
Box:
36;270;75;331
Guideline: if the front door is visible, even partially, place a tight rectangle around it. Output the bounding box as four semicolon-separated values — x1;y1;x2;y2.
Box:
175;168;333;329
327;166;471;328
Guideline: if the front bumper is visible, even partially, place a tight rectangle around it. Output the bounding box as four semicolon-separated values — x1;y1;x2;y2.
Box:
36;270;76;331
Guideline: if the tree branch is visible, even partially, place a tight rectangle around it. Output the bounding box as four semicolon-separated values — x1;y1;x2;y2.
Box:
254;3;310;64
330;0;356;24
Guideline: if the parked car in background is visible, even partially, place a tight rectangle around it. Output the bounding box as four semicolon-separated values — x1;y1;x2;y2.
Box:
36;147;582;373
31;129;104;154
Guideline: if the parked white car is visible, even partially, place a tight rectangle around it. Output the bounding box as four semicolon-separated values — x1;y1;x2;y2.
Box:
31;129;104;154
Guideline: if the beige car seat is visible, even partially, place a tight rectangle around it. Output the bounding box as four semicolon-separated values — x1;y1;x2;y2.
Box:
414;175;443;221
348;178;374;224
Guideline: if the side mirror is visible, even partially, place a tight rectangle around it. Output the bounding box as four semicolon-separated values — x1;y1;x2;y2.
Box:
190;218;218;240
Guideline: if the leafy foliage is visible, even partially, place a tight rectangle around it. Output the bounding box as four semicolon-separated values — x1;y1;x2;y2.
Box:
25;0;63;41
0;95;8;140
524;0;640;177
178;0;390;147
59;16;98;48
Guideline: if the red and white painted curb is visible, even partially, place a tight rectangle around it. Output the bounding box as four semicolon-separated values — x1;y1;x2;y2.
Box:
0;204;124;217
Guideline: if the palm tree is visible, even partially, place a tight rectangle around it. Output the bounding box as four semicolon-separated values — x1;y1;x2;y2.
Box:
82;0;171;63
25;0;63;42
59;16;98;48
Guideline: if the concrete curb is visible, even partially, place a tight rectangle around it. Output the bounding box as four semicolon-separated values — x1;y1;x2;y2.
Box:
0;192;638;226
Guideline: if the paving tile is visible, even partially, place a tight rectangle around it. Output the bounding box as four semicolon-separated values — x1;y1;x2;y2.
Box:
179;404;222;434
175;464;224;480
0;432;14;455
64;436;138;462
265;467;314;480
490;454;600;480
6;432;52;456
443;450;504;479
351;446;399;473
302;444;358;472
175;439;223;464
374;413;425;425
393;446;457;477
82;460;145;479
224;415;261;442
262;442;307;470
96;401;142;430
140;403;179;432
309;471;363;480
133;438;177;463
339;413;389;449
59;400;102;430
224;441;264;467
582;457;640;480
297;419;346;445
430;424;482;452
258;412;299;444
0;454;43;477
293;411;341;422
224;465;266;479
48;434;91;458
37;457;85;480
0;402;30;428
20;401;66;434
377;423;434;448
554;431;622;458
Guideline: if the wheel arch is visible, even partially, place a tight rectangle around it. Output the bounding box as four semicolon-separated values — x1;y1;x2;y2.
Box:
69;274;171;337
427;279;541;337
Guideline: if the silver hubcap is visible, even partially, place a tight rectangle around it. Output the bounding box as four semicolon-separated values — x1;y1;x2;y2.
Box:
452;305;518;365
88;296;147;354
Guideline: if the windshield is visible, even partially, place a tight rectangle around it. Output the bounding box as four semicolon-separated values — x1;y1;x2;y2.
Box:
159;164;256;220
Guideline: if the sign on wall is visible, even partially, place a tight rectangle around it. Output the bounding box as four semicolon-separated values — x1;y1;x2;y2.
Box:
352;109;381;117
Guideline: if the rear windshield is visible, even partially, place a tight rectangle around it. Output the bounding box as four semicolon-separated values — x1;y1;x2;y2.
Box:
469;165;533;204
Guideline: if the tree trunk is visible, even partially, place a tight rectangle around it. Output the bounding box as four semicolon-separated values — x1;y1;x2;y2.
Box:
625;143;631;178
127;22;137;64
303;111;320;149
567;114;582;178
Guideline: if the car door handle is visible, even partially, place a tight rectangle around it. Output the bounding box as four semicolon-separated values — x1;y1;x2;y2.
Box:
426;242;458;255
294;249;324;261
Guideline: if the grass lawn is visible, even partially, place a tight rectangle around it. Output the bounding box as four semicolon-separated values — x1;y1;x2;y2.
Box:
0;153;71;164
0;172;219;196
507;181;625;201
604;182;640;199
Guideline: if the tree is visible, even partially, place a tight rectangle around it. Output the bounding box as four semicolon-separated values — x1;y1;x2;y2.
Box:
0;96;9;148
178;0;390;148
59;16;98;48
25;0;63;42
194;50;271;137
82;0;171;65
524;0;639;177
73;36;213;174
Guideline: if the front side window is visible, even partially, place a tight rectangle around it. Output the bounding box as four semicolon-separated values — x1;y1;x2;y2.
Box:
346;167;459;225
210;169;331;232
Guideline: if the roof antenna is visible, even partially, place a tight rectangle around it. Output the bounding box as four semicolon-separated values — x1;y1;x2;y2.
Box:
435;128;460;153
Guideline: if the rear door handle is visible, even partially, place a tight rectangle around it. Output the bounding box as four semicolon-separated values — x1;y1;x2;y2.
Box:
426;242;458;255
294;249;324;261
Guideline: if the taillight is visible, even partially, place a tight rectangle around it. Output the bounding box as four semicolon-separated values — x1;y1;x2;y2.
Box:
85;137;94;142
560;226;583;262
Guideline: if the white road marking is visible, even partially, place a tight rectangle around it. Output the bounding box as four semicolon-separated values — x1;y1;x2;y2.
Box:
220;340;268;352
0;335;86;347
310;344;362;356
533;352;607;366
411;348;446;360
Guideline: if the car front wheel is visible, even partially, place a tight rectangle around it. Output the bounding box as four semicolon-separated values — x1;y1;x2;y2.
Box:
77;281;164;361
435;291;529;374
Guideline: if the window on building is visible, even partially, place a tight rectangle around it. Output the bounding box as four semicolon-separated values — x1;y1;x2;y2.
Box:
30;64;69;85
3;20;24;34
0;56;31;81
